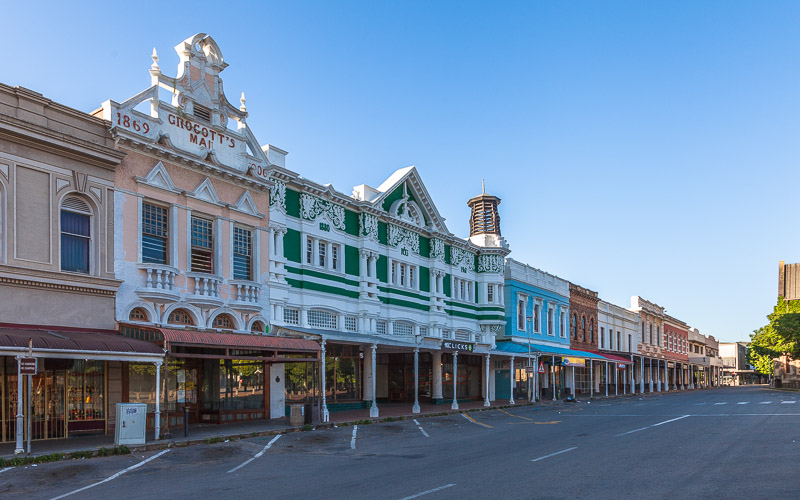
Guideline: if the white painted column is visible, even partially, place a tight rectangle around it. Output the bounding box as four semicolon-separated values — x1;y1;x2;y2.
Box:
552;356;557;401
657;360;662;392
509;356;515;405
590;361;593;398
572;366;576;400
15;357;23;454
640;356;645;393
370;345;379;418
451;351;459;410
321;340;330;422
649;358;653;393
605;361;609;397
484;354;491;407
630;355;635;395
664;361;669;392
413;348;420;414
615;364;619;396
155;360;162;441
533;355;538;402
432;351;443;400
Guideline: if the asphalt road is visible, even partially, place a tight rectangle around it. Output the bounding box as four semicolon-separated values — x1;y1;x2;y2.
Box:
2;386;799;499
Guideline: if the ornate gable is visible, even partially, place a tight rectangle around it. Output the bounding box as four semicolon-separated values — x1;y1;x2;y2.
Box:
369;166;448;234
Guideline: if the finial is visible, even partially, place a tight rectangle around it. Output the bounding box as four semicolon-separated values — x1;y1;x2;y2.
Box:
151;48;160;71
482;179;485;194
240;92;247;112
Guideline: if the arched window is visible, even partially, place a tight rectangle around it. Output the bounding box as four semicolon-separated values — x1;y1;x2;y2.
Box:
572;314;577;337
213;314;234;329
641;322;645;343
657;326;660;346
60;196;92;273
589;319;594;343
129;308;149;322
251;321;265;333
649;324;653;345
581;316;586;340
168;309;194;326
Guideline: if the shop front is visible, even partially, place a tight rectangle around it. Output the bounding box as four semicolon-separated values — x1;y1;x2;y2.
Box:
0;326;163;449
119;325;319;433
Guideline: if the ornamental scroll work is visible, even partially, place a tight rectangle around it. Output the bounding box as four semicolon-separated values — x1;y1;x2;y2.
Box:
360;213;379;242
269;179;286;212
477;254;504;273
387;224;420;254
450;246;475;272
430;238;445;263
299;193;346;231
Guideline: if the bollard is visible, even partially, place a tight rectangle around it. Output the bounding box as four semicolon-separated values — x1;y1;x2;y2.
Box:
184;406;189;438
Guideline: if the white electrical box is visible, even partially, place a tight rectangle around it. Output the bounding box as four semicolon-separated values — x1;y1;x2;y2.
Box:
115;403;148;445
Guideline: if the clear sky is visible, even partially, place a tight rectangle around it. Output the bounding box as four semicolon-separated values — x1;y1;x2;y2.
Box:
4;1;799;342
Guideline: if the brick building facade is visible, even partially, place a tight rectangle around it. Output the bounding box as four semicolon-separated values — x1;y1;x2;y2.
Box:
569;283;599;352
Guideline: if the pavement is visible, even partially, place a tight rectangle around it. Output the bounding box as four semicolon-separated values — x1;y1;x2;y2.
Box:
1;385;795;499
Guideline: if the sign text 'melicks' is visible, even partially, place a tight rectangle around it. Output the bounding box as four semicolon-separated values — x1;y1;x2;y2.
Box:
442;340;474;352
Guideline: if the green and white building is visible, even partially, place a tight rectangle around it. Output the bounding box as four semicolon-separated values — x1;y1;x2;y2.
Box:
267;167;510;420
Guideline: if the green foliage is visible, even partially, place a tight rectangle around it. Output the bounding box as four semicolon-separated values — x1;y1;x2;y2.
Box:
750;298;800;375
97;445;131;457
301;424;313;432
69;450;94;459
203;436;224;444
0;453;66;467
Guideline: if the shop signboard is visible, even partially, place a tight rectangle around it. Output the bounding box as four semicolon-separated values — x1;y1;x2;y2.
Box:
442;340;474;352
617;363;627;370
561;357;585;367
19;357;37;375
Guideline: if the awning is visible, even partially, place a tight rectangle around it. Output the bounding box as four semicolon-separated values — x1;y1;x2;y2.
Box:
0;325;164;362
589;351;633;364
159;328;319;353
493;341;606;360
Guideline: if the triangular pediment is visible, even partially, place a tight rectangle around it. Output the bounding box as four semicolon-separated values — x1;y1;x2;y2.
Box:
371;166;448;234
189;178;222;205
233;190;263;217
137;161;180;193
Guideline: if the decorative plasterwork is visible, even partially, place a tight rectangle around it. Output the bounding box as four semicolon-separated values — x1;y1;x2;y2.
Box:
388;224;420;254
477;254;504;273
269;178;286;212
0;163;7;179
388;182;425;228
233;190;262;217
300;193;346;231
189;178;223;205
450;246;475;272
360;213;379;242
430;238;445;263
136;161;180;193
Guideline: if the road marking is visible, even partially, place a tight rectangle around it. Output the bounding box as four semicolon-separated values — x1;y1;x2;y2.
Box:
351;425;358;449
0;467;12;474
461;413;493;428
694;403;706;406
531;447;578;462
759;401;772;404
51;449;170;499
781;401;797;404
499;409;534;421
227;434;281;473
616;415;690;436
398;484;456;499
714;402;727;405
413;419;430;438
510;420;562;425
737;402;749;405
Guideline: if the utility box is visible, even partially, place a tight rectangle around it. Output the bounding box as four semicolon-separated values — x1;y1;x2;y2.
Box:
115;403;147;445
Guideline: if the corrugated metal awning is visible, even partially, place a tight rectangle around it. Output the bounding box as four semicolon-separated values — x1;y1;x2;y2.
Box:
0;325;163;362
159;329;319;353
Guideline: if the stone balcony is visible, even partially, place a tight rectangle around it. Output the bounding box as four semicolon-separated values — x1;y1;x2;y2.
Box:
136;264;180;303
185;272;224;307
230;280;262;312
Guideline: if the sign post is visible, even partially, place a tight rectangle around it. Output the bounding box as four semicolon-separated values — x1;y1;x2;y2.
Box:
26;339;33;455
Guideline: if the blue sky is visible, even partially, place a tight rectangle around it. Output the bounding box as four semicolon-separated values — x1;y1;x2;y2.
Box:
5;1;800;342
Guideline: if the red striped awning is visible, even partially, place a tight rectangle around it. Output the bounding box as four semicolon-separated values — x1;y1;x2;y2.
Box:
591;351;633;364
159;329;319;352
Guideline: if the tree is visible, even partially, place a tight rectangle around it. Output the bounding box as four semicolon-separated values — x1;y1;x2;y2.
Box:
749;298;800;375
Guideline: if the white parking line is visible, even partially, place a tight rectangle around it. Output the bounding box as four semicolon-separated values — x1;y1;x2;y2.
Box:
0;467;12;474
713;402;727;405
414;419;430;438
759;401;772;404
531;447;578;462
616;415;690;436
227;434;281;473
398;484;456;499
781;401;797;404
694;403;706;406
737;402;749;405
351;425;358;449
51;449;170;499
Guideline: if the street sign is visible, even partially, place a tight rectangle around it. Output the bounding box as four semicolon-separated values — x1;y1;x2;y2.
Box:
617;363;627;370
442;340;474;352
525;367;534;375
538;361;546;374
19;357;37;375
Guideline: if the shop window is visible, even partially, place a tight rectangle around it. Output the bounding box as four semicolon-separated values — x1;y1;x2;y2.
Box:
285;360;319;403
129;307;149;322
233;226;252;280
191;216;214;273
213;314;235;329
325;346;361;402
142;202;168;264
393;321;413;336
284;308;300;325
60;196;92;273
308;309;337;330
168;308;194;325
67;360;105;424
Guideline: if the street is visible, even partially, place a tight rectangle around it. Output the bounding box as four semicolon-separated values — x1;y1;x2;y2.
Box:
2;386;797;499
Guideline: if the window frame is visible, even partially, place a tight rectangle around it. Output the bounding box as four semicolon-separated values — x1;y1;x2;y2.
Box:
190;215;214;274
60;197;92;274
141;201;169;265
232;225;253;281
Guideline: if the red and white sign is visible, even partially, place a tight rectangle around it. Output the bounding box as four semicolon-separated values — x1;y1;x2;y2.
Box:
538;361;546;374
